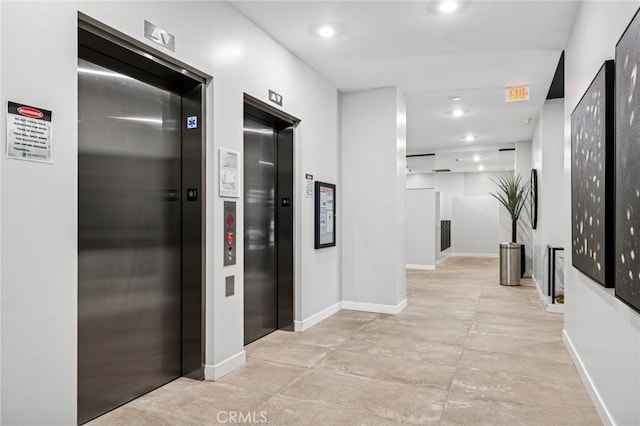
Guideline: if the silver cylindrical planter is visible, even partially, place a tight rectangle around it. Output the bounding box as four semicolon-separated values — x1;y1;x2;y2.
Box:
499;242;522;286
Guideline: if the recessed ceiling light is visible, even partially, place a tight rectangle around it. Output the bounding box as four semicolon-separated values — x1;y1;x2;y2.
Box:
450;96;462;101
439;0;459;14
465;134;475;142
317;25;336;38
473;154;480;162
478;165;485;171
451;108;465;117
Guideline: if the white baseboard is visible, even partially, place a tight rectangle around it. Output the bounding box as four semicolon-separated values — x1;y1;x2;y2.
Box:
562;330;613;425
342;298;407;315
451;252;499;258
532;273;547;304
294;301;342;331
406;264;436;270
532;274;564;314
204;350;246;381
546;303;564;314
437;253;451;264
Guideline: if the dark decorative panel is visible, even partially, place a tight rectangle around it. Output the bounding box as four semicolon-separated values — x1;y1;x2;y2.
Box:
616;10;640;313
530;169;538;230
440;220;451;252
570;60;614;287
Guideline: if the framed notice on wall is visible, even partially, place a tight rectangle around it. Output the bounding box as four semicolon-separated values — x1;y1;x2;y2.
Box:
315;181;336;249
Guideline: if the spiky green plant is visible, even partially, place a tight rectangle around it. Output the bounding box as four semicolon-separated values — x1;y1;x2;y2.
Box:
490;174;530;243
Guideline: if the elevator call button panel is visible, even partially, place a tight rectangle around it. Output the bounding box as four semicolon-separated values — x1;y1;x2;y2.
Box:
224;201;236;266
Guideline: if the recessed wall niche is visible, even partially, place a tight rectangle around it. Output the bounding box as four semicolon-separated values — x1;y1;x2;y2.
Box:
570;60;615;288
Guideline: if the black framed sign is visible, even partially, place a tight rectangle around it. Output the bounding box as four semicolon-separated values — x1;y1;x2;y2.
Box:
315;181;336;249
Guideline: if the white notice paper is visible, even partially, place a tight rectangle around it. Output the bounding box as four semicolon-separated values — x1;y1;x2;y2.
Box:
6;101;52;163
220;148;240;198
305;174;314;198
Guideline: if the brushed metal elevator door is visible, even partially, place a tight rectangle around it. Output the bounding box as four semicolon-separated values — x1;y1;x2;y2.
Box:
78;59;182;424
244;115;279;344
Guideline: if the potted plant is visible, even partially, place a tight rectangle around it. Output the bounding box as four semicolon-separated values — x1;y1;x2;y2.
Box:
490;174;530;243
490;174;530;285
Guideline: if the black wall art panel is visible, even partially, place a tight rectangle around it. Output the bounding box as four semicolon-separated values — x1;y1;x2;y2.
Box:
571;60;615;288
616;10;640;313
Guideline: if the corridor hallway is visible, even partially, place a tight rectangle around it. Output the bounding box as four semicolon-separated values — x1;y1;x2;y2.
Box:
92;257;599;425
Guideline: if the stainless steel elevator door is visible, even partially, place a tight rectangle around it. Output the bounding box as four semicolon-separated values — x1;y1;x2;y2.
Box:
244;115;279;344
78;59;182;424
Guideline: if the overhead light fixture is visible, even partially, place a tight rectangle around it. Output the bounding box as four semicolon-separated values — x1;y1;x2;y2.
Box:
450;96;462;101
451;108;465;117
439;0;460;14
317;25;336;38
478;165;485;171
473;154;480;162
465;134;475;142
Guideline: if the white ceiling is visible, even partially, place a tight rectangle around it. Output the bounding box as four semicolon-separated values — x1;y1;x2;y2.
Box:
230;0;578;166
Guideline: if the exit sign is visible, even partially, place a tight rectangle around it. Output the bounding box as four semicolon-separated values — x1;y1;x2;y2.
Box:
505;86;530;102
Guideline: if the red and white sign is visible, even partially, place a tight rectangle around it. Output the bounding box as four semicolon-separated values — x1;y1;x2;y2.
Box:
7;101;53;163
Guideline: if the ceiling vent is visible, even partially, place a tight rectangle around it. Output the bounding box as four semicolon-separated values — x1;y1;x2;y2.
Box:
433;169;452;173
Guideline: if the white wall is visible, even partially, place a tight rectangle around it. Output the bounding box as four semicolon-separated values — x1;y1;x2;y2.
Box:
0;0;3;420
452;196;501;255
435;173;464;223
0;2;340;424
461;172;512;253
341;86;407;310
406;172;434;189
564;2;640;424
405;189;436;268
405;171;511;256
531;100;565;293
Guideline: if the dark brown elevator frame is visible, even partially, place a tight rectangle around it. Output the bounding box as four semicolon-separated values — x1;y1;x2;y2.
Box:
77;13;210;424
243;94;299;343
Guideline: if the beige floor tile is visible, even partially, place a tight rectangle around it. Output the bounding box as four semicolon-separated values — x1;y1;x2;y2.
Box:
357;318;470;346
464;333;573;364
218;358;306;394
449;366;596;412
88;405;193;426
245;338;332;368
247;327;357;349
258;394;401;425
457;348;584;385
279;368;447;424
441;396;601;426
374;312;472;330
129;382;273;424
340;330;464;366
87;256;599;425
402;304;477;321
469;321;562;342
473;310;563;328
316;347;457;390
332;309;381;322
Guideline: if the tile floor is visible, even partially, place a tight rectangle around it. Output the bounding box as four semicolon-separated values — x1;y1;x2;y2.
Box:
90;257;600;425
